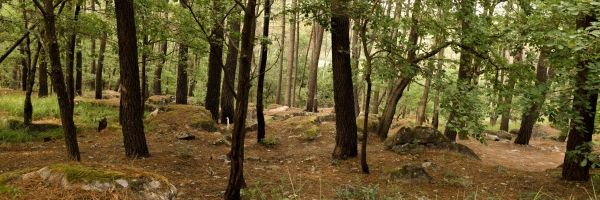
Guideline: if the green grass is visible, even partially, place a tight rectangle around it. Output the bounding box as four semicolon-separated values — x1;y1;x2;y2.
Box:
49;164;125;183
0;118;64;143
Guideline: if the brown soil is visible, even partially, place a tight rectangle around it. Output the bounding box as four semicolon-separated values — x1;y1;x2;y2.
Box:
0;97;596;199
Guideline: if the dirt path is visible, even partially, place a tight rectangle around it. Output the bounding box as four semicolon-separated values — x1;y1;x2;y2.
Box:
461;139;565;172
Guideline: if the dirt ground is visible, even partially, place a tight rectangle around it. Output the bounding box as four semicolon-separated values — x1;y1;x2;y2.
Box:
0;96;597;199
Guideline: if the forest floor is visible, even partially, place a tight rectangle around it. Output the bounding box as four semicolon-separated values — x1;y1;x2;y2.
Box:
0;90;597;199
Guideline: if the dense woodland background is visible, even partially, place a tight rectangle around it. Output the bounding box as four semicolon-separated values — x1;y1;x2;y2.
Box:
0;0;600;199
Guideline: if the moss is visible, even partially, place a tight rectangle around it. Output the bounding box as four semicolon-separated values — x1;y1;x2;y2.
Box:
49;164;125;183
0;184;21;198
260;136;280;147
356;116;378;133
300;125;320;141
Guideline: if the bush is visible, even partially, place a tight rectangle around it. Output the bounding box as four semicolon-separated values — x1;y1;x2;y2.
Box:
260;136;280;147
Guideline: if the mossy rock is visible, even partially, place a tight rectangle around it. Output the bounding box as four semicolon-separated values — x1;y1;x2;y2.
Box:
297;124;320;141
356;115;379;133
388;164;432;183
286;116;321;141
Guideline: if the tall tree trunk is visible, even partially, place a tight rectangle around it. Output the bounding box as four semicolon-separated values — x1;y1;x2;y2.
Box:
38;48;48;97
114;0;150;158
359;19;374;174
431;48;445;130
292;18;300;106
205;0;224;120
296;26;315;106
330;0;358;159
153;40;167;95
90;0;96;74
561;14;598;181
444;0;475;141
276;0;286;105
95;33;107;99
75;39;83;96
141;35;149;101
500;50;522;131
416;62;433;126
515;49;550;145
24;42;42;125
376;0;421;139
37;0;81;161
224;0;256;198
176;42;188;104
351;20;361;116
66;1;81;103
306;23;324;112
284;0;297;107
221;14;240;124
257;0;271;143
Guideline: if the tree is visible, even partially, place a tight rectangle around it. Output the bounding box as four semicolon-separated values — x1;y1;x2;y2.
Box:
306;23;324;112
225;0;256;198
95;32;107;99
24;42;42;125
221;11;240;124
75;39;83;96
561;13;598;181
276;0;286;105
153;40;167;95
205;0;225;120
257;0;272;143
38;48;48;97
176;0;189;104
34;0;81;161
330;0;358;159
65;0;81;102
114;0;150;158
285;0;297;107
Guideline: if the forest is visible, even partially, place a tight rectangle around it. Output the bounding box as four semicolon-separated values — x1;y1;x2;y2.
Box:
0;0;599;199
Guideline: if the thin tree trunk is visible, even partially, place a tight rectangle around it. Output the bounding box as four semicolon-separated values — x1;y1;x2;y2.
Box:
153;40;167;95
276;0;286;105
90;0;96;74
75;39;83;96
114;0;150;158
176;42;188;104
95;33;107;99
24;42;42;125
351;20;361;116
306;23;324;112
431;48;445;129
38;48;48;97
284;0;297;107
66;1;81;103
292;17;300;107
371;89;379;114
500;49;522;131
221;14;240;124
330;0;358;160
224;0;256;198
416;61;432;126
515;49;550;145
257;0;271;143
205;0;224;120
37;0;81;161
141;35;149;101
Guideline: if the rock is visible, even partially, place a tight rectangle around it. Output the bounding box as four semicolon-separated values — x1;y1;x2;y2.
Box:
483;130;512;141
245;121;258;132
388;164;432;183
356;115;379;133
149;108;160;118
509;129;519;135
116;179;129;188
384;126;479;159
147;95;175;105
267;106;289;113
176;132;196;140
317;113;336;122
102;90;120;99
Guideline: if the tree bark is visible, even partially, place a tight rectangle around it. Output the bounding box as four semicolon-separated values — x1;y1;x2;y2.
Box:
416;62;433;126
141;35;149;101
443;0;475;141
500;50;521;132
66;1;81;103
176;42;189;104
75;40;83;96
351;20;361;116
371;90;379;114
153;40;167;95
95;33;107;99
306;23;324;112
561;14;598;181
257;0;271;143
276;0;286;105
24;42;42;125
38;48;48;97
205;0;224;120
284;0;297;107
90;0;96;74
221;14;240;124
224;0;256;198
330;0;358;159
114;0;150;158
431;48;445;129
515;49;549;145
37;0;81;161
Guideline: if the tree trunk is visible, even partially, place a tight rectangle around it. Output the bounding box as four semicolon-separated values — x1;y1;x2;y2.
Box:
141;35;149;101
224;0;256;198
114;0;150;158
500;50;521;131
431;48;445;130
176;42;188;104
38;48;48;97
284;0;297;107
38;0;81;161
416;62;433;126
444;0;475;141
330;0;358;160
306;23;324;112
205;0;224;120
371;90;379;114
24;42;42;125
376;0;421;139
515;49;549;145
75;40;83;96
257;0;271;143
292;18;300;106
153;40;167;95
66;1;81;103
561;14;598;181
90;0;96;74
95;33;107;99
221;15;240;124
276;0;286;105
351;20;361;116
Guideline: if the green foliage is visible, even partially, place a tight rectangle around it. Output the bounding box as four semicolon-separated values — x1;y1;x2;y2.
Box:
260;136;280;147
49;164;125;183
0;118;63;143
